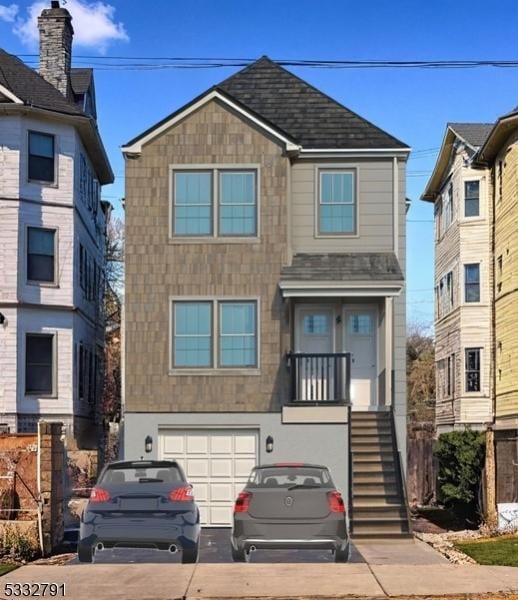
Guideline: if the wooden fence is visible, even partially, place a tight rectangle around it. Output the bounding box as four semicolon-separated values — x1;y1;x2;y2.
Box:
407;422;437;508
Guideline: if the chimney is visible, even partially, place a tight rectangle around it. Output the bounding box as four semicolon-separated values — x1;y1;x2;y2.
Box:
38;1;74;98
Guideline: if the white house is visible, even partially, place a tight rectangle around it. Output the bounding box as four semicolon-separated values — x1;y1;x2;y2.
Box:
0;1;113;448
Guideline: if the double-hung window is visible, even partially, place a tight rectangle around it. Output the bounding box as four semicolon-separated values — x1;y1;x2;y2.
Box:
319;170;356;235
172;169;257;237
27;227;55;283
464;181;480;217
464;264;480;303
172;300;258;369
28;131;55;183
465;348;481;392
25;333;54;395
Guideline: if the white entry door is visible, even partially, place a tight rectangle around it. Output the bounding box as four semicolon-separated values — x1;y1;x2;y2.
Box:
344;309;377;409
159;429;258;526
295;307;335;400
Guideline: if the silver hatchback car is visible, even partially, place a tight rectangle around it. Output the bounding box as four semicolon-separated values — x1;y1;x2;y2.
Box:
231;463;350;562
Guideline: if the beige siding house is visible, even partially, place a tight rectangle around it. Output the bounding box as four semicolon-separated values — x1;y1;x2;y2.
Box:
0;3;113;447
122;57;410;537
423;124;493;433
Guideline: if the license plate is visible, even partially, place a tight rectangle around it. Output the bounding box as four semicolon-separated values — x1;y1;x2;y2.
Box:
119;498;158;511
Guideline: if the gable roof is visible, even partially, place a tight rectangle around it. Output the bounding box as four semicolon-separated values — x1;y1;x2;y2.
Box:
421;122;493;201
70;68;93;97
448;123;493;149
123;56;409;154
0;49;113;184
0;49;83;116
473;106;518;166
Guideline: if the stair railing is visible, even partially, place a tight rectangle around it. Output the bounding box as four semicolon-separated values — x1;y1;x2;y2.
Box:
348;403;354;535
390;408;412;533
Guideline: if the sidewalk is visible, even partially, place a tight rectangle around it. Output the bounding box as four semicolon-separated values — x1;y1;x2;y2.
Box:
2;562;518;599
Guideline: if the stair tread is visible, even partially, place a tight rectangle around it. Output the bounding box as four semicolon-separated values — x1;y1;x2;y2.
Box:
353;516;408;523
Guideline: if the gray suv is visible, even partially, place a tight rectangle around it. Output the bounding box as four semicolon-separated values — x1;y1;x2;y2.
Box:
231;463;350;562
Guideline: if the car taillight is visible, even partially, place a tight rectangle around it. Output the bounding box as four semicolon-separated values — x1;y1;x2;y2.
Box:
327;490;345;513
90;487;111;503
234;491;252;513
169;485;194;502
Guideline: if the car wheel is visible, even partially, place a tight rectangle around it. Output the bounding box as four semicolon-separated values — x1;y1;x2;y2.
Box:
334;543;350;563
231;546;250;562
77;542;93;563
181;543;199;564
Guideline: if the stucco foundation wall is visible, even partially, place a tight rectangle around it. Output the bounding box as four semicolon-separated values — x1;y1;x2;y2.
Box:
123;412;349;496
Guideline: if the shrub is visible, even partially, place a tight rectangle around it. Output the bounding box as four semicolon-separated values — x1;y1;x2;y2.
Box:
0;523;40;562
434;429;486;525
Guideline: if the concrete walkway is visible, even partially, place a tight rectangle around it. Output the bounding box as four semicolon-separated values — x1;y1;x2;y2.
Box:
2;561;518;599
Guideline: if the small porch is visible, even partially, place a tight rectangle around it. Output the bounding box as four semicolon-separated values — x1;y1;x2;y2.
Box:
280;253;404;412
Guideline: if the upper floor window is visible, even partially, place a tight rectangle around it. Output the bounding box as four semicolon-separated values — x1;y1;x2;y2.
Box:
318;170;356;235
465;348;481;392
27;227;55;283
464;264;480;303
25;333;54;395
444;183;453;230
464;181;480;217
28;131;55;183
172;299;258;369
172;169;257;238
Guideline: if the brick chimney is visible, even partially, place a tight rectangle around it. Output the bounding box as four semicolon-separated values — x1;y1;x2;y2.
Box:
38;1;74;98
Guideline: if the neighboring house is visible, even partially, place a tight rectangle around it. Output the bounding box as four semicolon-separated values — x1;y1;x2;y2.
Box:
0;1;113;448
422;124;493;433
473;107;518;503
122;57;410;536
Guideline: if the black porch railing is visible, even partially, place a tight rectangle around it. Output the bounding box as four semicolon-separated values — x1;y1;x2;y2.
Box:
287;352;351;403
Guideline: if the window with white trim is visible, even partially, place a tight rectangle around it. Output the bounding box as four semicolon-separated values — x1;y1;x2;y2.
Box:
318;170;356;235
27;227;55;283
28;131;55;183
172;169;257;237
464;180;480;217
25;333;54;395
464;263;480;303
465;348;481;392
172;300;258;369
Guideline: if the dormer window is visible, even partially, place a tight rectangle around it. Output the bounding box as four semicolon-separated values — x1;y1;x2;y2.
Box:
28;131;55;183
318;170;356;235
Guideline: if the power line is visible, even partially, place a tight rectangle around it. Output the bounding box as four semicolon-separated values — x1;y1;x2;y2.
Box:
16;55;518;71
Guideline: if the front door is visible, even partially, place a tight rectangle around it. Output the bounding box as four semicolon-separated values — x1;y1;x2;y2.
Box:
344;308;377;409
295;307;334;400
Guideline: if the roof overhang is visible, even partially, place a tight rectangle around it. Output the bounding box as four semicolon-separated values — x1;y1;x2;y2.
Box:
0;83;23;104
122;89;302;156
279;280;403;298
421;126;457;202
473;112;518;166
0;103;113;184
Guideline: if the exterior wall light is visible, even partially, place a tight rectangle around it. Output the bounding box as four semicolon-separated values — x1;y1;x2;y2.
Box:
266;435;274;453
145;435;153;454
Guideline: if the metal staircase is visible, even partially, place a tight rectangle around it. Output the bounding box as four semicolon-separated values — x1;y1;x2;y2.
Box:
350;411;411;538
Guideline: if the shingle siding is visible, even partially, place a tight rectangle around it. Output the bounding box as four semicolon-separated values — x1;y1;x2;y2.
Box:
125;99;290;413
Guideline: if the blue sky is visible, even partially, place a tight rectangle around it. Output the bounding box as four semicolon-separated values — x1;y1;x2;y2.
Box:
2;0;517;329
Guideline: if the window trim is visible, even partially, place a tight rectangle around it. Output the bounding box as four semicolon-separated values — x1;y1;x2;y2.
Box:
464;347;482;394
27;130;57;186
218;300;258;368
169;164;261;242
463;179;481;219
25;225;59;287
169;296;260;375
315;167;358;238
463;262;481;304
25;332;57;398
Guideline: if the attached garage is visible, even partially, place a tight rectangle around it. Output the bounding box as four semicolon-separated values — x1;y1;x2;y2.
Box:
159;429;258;526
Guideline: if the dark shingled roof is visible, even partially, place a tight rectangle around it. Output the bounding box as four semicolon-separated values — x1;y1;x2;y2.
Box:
0;48;82;115
70;68;92;96
448;123;493;148
281;253;404;282
215;57;408;150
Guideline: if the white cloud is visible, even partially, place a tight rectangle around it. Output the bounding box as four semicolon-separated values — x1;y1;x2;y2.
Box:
0;3;18;22
13;0;128;52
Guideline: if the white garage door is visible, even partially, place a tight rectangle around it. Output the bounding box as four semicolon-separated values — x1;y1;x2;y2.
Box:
159;429;258;526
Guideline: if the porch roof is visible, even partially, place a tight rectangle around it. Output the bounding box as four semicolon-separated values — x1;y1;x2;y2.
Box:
279;252;404;297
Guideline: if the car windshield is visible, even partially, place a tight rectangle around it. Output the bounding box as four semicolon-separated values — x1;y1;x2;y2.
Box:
246;466;333;488
99;464;184;485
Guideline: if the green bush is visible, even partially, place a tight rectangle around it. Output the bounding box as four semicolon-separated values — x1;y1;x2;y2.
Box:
434;429;485;524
